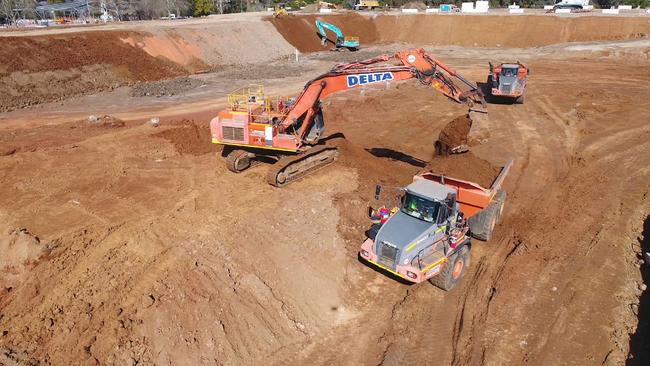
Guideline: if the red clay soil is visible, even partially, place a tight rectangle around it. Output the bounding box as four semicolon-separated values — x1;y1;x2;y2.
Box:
0;31;188;112
437;113;471;148
0;31;186;80
269;13;379;52
270;14;650;52
1;53;650;366
152;120;214;156
426;152;500;188
0;116;128;155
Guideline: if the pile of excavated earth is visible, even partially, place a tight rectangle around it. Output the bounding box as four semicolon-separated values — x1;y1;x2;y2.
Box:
1;11;649;366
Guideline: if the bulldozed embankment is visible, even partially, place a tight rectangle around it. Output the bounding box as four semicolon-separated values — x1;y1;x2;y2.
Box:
270;13;650;52
0;18;294;112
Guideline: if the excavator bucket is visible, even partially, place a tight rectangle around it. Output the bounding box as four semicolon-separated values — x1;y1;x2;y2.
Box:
463;90;488;114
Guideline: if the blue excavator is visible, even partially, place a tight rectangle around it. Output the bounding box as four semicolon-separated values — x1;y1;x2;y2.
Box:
315;19;360;51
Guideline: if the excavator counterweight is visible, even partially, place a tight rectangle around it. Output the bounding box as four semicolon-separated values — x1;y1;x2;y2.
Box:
209;48;488;187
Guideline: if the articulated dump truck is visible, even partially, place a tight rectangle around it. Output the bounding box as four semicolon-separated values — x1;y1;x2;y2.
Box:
359;159;513;291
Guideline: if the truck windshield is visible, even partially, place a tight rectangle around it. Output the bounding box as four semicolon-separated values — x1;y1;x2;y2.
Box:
502;68;517;77
401;192;440;223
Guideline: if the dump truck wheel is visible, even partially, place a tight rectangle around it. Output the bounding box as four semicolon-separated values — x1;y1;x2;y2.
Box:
468;200;499;241
226;149;251;173
429;246;470;291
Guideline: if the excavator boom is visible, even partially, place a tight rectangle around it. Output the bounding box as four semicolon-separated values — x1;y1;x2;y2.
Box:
279;48;486;141
210;48;487;187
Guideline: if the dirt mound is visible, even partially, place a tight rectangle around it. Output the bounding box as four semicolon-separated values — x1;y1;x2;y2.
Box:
0;31;185;80
437;114;471;148
0;228;51;291
426;152;500;188
270;14;650;52
152;120;213;155
131;77;205;97
269;13;379;52
0;31;188;112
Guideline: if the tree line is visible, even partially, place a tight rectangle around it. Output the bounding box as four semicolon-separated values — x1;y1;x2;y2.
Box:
1;0;648;24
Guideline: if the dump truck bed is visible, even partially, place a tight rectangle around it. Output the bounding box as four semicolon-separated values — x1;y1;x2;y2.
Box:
414;159;513;218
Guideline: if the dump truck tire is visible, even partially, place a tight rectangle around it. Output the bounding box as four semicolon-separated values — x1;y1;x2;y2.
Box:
469;194;502;241
429;245;470;291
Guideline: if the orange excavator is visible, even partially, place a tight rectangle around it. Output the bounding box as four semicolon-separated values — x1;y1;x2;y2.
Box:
209;48;487;187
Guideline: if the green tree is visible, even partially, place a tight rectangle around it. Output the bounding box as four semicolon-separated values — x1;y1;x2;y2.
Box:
194;0;214;15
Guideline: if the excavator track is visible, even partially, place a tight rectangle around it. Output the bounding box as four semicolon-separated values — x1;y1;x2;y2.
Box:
266;145;339;187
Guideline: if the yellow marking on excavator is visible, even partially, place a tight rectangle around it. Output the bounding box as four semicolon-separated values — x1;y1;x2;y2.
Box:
211;139;298;152
435;225;446;234
405;242;418;252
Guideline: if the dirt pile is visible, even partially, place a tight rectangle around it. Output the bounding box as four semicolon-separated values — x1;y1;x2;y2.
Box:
0;31;188;112
270;14;650;52
426;152;500;188
0;228;51;291
131;77;205;97
0;16;297;112
437;114;471;148
152;120;213;155
0;31;185;79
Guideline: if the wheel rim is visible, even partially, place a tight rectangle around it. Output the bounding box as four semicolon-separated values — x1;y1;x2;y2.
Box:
452;259;464;279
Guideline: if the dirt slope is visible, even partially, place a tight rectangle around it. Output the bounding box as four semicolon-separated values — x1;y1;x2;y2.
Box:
271;13;650;52
0;17;294;113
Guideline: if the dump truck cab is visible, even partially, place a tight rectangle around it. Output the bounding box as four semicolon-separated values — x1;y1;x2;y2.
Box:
360;179;471;289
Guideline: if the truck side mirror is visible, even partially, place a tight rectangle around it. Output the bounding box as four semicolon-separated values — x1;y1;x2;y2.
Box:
437;206;449;224
374;184;382;200
447;193;457;210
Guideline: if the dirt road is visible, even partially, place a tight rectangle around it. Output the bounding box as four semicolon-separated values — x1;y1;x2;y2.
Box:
1;13;650;366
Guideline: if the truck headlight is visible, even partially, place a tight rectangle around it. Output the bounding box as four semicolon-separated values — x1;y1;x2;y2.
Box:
406;271;417;279
360;250;369;258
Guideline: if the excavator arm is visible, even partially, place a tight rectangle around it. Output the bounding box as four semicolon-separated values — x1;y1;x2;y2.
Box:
279;48;487;145
315;19;344;46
